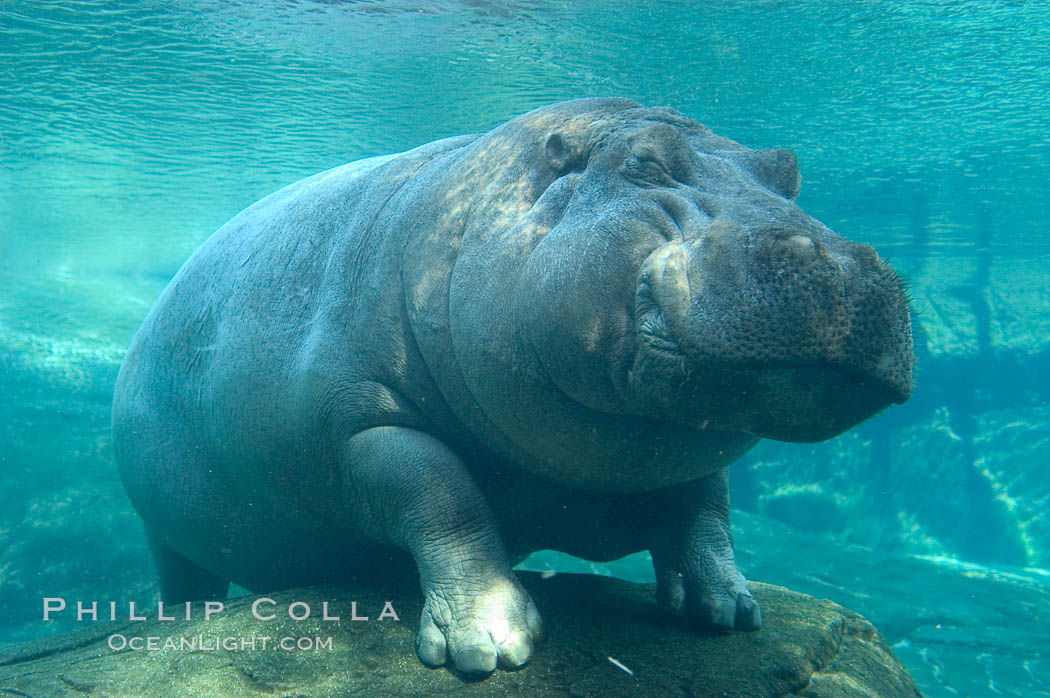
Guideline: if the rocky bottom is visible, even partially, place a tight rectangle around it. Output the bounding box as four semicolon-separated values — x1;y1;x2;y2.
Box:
0;571;918;698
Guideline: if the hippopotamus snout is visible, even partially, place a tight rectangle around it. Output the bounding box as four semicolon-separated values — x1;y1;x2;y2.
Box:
632;219;913;442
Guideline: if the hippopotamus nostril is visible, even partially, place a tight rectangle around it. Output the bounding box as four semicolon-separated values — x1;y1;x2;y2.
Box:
783;234;816;261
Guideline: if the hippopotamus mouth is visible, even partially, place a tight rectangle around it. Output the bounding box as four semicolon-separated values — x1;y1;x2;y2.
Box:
636;279;908;398
629;236;913;443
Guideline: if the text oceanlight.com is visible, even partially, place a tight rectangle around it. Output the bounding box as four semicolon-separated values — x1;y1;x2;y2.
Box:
108;634;334;652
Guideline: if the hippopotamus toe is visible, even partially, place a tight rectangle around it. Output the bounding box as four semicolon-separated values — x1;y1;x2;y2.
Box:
734;593;763;631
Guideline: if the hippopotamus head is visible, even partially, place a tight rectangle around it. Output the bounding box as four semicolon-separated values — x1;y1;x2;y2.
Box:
437;98;912;454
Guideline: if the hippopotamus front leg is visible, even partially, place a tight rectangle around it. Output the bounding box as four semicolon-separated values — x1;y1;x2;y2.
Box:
648;468;762;631
341;426;543;674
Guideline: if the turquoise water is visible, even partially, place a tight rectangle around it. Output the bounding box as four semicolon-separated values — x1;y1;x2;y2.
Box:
2;1;1049;696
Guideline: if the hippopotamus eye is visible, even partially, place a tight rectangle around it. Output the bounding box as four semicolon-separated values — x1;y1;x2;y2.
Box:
625;148;677;187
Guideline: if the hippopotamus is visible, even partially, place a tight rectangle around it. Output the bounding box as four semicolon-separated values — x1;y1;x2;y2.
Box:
112;98;913;675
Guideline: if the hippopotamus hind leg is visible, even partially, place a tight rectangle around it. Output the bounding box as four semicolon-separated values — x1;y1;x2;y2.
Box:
648;468;762;631
147;532;230;603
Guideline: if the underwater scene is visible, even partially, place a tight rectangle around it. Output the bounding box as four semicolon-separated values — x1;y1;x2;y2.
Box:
1;1;1048;696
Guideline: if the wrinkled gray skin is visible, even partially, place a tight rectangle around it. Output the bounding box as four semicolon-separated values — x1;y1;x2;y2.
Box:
113;99;913;675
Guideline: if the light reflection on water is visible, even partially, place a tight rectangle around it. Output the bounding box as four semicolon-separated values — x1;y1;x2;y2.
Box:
3;1;1048;274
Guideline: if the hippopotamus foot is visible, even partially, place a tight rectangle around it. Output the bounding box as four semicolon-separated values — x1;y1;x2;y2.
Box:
342;426;543;674
417;571;543;673
649;468;762;631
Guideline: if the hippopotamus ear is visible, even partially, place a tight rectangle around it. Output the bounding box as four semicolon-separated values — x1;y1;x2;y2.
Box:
544;132;587;176
740;148;802;200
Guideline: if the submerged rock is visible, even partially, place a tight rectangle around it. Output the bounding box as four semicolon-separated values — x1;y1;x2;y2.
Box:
0;573;918;697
